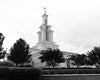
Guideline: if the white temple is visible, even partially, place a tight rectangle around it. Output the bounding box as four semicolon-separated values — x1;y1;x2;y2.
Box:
30;8;76;68
33;8;58;50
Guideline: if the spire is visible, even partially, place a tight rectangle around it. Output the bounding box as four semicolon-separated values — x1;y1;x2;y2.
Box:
43;7;46;14
42;7;48;25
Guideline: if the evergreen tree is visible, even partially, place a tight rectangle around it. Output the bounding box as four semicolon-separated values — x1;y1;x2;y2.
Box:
0;33;6;59
8;38;31;66
39;48;65;68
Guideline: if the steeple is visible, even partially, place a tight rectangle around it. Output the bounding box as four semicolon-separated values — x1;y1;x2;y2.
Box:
36;8;59;50
43;7;46;14
42;7;48;25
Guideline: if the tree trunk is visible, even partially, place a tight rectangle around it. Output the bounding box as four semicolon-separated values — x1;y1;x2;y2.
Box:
16;63;18;67
95;64;100;68
52;65;55;69
77;65;80;68
48;66;50;68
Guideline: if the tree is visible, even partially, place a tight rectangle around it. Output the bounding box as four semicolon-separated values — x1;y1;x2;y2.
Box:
39;48;65;68
70;54;87;68
8;38;31;66
0;33;6;60
87;46;100;68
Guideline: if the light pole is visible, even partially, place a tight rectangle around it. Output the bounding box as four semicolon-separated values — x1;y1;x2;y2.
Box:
66;56;70;68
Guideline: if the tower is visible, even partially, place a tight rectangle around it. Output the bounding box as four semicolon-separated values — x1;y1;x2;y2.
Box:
30;8;77;68
36;8;58;50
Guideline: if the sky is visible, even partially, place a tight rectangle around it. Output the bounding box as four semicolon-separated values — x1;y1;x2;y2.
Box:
0;0;100;54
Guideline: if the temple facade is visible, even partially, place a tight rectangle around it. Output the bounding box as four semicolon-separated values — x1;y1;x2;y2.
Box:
30;9;76;68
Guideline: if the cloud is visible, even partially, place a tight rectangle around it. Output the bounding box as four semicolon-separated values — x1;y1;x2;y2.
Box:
0;0;100;54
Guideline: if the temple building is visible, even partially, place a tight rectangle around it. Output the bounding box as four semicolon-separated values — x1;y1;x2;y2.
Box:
30;9;77;68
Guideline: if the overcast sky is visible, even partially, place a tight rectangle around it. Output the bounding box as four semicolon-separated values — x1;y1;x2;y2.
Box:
0;0;100;54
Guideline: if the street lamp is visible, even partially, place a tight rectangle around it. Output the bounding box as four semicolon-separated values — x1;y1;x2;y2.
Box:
65;56;70;68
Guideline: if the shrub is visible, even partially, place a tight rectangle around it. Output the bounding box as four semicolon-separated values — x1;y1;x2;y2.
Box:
0;61;14;67
42;68;100;74
0;67;41;80
0;68;9;79
19;64;32;67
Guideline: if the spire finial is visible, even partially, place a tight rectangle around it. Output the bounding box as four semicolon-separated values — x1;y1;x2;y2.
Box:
43;7;46;14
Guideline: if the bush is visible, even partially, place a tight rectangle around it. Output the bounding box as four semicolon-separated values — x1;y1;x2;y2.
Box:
0;67;41;80
42;68;100;74
0;68;9;79
60;67;67;69
19;64;32;67
0;61;14;67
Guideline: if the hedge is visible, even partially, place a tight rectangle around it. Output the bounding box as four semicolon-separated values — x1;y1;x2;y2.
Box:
0;61;14;67
0;67;41;80
42;69;100;74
